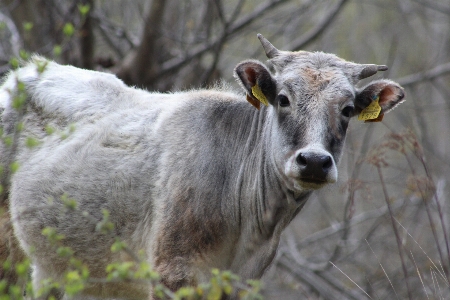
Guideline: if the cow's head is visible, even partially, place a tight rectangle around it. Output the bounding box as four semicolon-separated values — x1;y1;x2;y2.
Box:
235;34;405;192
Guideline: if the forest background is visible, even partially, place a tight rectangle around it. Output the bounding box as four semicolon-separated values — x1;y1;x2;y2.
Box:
1;0;450;299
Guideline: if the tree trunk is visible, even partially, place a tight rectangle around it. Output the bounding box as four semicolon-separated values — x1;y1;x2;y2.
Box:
116;0;167;88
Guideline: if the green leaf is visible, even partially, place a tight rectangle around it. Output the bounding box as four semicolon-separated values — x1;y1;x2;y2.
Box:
153;285;165;299
106;262;135;280
42;227;65;243
16;122;24;131
207;276;222;300
65;270;86;296
0;280;6;294
23;22;33;32
69;123;76;133
223;284;233;295
37;60;49;73
96;209;114;234
78;4;91;16
111;239;127;253
57;246;74;258
61;193;77;210
3;136;12;146
15;259;30;277
45;125;55;135
63;23;75;37
9;57;19;69
12;90;27;109
17;81;26;92
175;287;195;298
26;136;40;148
2;259;11;271
19;49;29;60
211;268;220;276
9;285;21;298
134;262;160;280
53;45;62;57
10;161;20;173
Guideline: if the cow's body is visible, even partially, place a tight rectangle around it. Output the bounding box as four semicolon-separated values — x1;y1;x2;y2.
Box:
0;35;405;299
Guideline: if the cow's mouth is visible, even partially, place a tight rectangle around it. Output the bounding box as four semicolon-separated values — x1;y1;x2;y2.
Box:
299;177;327;185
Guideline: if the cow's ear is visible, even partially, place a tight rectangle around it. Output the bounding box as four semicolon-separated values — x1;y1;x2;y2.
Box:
234;60;277;109
355;79;405;115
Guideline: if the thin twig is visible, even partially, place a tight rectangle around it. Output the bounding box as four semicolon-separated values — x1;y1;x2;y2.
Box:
376;166;413;300
410;251;429;300
329;261;372;299
277;256;364;300
365;239;400;300
296;197;420;248
157;0;292;78
395;219;449;287
418;155;450;281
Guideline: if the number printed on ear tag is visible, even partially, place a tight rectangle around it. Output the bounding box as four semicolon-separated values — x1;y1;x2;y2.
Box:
358;96;382;121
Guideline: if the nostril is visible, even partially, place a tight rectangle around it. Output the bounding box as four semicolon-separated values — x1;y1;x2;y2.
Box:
322;156;332;171
296;153;307;166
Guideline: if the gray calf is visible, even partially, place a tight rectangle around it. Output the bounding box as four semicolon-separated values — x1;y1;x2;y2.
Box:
0;35;405;299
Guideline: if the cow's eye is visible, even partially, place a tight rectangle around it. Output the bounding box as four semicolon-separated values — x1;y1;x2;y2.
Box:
277;95;290;107
341;105;354;118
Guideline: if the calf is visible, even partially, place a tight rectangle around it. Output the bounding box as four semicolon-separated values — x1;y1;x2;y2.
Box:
0;34;405;299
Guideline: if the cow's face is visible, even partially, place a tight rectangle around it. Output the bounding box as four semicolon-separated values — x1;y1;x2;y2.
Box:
235;35;405;192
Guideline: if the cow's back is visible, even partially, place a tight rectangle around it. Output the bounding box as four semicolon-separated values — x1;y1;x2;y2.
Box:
1;59;247;297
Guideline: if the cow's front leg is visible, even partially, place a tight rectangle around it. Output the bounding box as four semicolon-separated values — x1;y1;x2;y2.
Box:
152;256;195;296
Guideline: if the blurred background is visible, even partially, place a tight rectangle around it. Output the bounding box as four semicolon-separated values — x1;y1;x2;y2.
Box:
1;0;449;299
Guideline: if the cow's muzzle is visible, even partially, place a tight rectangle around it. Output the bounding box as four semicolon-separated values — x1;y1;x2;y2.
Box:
285;146;338;190
296;152;333;184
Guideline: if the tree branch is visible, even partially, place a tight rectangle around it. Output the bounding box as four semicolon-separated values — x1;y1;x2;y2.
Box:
277;256;365;300
295;197;420;248
411;0;450;15
116;0;167;86
79;0;95;69
290;0;349;51
157;0;292;78
396;62;450;87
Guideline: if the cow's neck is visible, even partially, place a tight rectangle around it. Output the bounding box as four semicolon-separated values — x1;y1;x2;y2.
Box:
221;102;310;278
230;103;310;238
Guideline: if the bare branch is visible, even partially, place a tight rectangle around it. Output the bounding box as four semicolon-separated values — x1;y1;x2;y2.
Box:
411;0;450;15
376;166;413;300
116;0;167;86
79;0;95;69
296;197;421;248
157;0;292;78
396;62;450;87
277;256;365;300
290;0;349;51
0;11;22;57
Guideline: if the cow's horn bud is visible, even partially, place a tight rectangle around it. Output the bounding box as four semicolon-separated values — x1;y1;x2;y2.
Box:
257;34;280;59
359;64;388;80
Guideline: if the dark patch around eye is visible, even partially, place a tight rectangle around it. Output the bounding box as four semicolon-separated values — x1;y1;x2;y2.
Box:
340;119;349;133
326;110;349;156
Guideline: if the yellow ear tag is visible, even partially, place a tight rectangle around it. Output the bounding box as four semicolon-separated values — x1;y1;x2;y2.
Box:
251;85;269;106
358;96;382;121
